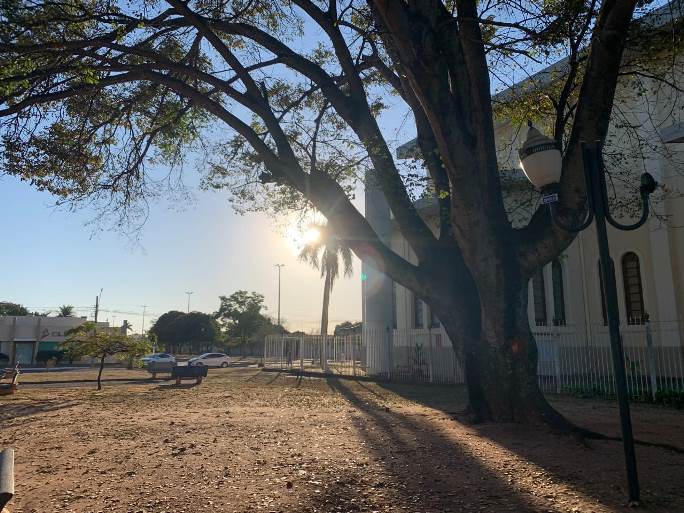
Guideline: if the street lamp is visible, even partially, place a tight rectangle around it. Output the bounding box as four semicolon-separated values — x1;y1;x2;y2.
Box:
519;122;657;504
274;264;284;326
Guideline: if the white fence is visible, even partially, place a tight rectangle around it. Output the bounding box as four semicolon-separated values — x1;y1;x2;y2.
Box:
264;322;684;397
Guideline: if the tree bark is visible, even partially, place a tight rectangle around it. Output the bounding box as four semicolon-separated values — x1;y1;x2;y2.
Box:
320;269;332;337
97;354;106;391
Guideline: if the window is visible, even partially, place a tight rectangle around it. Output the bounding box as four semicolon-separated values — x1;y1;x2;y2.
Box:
532;268;547;326
551;259;566;326
413;293;424;329
391;281;397;329
622;252;645;324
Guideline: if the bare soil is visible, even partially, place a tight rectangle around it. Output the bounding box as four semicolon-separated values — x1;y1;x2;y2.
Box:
1;366;683;513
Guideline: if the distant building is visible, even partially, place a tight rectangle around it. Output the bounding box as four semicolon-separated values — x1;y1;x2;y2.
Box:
0;316;109;365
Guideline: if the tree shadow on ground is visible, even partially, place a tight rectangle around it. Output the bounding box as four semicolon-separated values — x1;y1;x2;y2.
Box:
323;377;562;513
366;379;684;511
0;399;79;422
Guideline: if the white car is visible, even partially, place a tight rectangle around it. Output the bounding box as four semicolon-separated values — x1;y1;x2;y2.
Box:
188;353;231;368
141;353;176;365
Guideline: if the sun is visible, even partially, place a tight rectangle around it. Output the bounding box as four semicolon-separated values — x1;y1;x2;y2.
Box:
284;223;321;255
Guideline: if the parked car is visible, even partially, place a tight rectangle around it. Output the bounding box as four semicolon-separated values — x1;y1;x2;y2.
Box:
141;353;176;365
188;353;230;367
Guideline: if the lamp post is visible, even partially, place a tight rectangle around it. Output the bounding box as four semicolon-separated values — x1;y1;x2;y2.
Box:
519;123;657;504
274;264;285;326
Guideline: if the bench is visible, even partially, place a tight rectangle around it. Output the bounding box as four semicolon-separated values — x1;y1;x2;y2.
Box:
145;361;175;379
0;367;19;396
171;365;208;385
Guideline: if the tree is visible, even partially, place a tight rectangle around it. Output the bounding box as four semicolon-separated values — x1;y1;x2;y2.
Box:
215;291;269;348
148;311;185;353
299;224;353;336
0;302;28;316
334;321;362;336
62;322;151;390
58;305;75;317
148;311;219;354
1;0;678;423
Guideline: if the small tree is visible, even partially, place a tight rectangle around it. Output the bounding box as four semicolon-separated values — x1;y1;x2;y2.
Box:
62;322;151;390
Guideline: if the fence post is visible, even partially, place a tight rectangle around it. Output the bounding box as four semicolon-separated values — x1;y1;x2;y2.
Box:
427;328;434;383
645;320;657;401
300;335;304;374
351;335;356;376
553;336;562;394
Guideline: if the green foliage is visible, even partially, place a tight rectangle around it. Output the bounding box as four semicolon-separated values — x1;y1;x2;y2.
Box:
214;291;273;345
58;304;75;317
148;311;219;354
0;302;28;316
61;322;151;362
334;321;362;336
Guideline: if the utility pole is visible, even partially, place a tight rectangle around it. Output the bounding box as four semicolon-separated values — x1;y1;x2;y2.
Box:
185;291;194;313
94;288;103;332
274;264;284;326
141;305;148;335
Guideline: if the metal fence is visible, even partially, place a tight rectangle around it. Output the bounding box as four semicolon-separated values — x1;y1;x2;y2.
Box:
264;322;684;397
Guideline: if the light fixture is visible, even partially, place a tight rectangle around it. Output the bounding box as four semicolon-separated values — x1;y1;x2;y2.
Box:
518;121;562;203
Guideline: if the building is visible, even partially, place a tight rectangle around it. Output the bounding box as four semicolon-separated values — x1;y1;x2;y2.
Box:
0;316;110;366
361;3;684;385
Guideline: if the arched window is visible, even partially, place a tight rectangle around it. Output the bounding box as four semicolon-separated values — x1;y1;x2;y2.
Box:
551;259;566;326
622;252;645;324
532;269;547;326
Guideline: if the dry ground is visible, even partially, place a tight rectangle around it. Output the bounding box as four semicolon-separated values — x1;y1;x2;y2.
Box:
1;367;683;513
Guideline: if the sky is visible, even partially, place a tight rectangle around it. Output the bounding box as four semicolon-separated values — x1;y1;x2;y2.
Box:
0;173;364;334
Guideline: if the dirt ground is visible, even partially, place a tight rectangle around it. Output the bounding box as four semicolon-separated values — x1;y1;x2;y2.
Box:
1;366;683;513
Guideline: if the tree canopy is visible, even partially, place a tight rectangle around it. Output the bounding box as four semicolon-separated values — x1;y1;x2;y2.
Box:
148;310;220;354
0;302;29;316
62;321;152;389
215;291;272;346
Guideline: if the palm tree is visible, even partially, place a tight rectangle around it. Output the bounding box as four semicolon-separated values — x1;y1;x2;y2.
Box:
58;305;75;317
298;224;353;336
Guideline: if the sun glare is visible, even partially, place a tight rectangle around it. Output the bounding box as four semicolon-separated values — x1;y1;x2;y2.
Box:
284;223;321;255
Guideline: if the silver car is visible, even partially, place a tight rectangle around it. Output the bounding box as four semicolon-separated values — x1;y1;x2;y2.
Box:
188;352;230;368
141;353;176;365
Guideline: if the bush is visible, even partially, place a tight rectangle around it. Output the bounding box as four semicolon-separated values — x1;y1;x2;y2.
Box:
36;350;65;365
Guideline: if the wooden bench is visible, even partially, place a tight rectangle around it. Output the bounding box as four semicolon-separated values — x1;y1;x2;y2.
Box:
171;365;208;385
0;367;19;396
145;361;175;379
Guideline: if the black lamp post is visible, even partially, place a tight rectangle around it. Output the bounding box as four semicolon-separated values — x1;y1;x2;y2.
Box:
519;123;658;504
